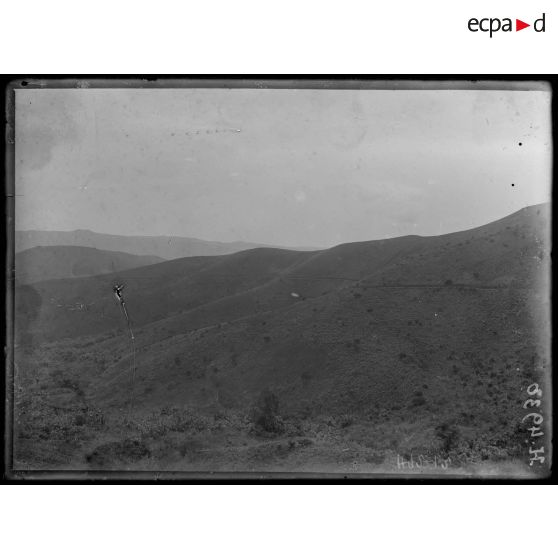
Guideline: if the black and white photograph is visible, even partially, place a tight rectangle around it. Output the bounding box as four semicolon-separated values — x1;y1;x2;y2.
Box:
6;79;552;478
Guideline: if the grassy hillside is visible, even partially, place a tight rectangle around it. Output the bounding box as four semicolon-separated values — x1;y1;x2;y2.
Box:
15;245;165;285
12;203;551;475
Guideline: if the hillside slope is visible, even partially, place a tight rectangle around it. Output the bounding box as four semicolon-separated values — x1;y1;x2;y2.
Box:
12;203;551;473
16;203;550;344
92;203;550;415
14;246;165;285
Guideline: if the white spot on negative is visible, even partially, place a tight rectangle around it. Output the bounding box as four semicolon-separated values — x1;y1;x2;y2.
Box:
294;191;307;203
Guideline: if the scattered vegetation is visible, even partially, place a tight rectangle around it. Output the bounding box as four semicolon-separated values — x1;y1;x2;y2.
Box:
249;390;285;434
435;422;460;453
338;414;354;428
86;439;150;467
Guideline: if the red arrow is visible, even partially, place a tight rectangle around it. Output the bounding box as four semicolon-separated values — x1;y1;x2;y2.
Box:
516;19;530;31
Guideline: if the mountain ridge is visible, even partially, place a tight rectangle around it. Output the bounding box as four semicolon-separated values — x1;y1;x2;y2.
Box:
15;228;319;259
15;202;550;345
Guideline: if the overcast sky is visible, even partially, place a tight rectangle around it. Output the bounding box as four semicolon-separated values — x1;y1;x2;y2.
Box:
15;86;551;247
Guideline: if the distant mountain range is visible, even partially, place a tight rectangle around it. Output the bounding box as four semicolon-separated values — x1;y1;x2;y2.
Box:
15;229;317;260
15;246;165;285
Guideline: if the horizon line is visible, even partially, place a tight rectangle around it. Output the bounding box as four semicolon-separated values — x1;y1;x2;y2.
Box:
13;201;549;251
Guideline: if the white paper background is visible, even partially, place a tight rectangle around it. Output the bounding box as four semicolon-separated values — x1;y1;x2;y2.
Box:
1;485;557;557
1;0;556;73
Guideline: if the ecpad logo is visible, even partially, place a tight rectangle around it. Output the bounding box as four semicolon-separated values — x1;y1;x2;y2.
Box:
468;13;546;37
